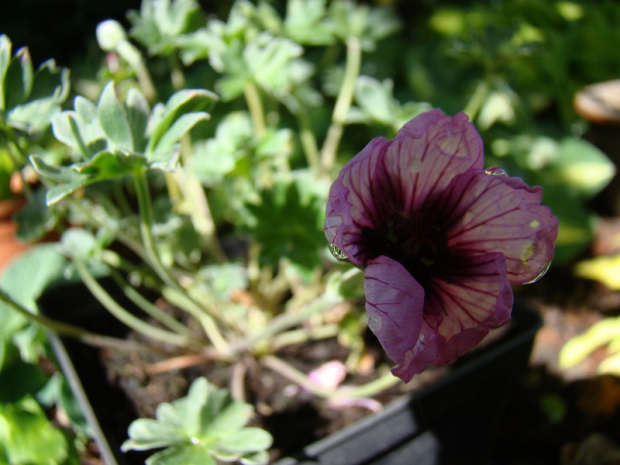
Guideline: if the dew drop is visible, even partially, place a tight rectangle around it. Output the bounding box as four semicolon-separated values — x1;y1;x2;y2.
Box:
367;312;383;332
329;243;349;261
484;166;507;176
523;261;551;284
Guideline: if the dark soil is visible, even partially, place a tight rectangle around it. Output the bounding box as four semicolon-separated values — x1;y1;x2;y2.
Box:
98;316;449;462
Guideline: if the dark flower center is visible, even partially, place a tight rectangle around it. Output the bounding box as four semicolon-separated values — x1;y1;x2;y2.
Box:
363;209;445;279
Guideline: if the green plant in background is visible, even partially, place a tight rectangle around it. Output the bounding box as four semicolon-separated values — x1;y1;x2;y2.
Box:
559;315;620;376
0;34;70;201
122;377;272;465
410;0;618;262
0;246;89;465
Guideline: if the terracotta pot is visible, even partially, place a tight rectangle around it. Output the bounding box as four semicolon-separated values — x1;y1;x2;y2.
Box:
0;197;30;275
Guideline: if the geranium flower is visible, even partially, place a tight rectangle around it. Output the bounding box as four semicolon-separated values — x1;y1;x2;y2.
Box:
325;109;558;382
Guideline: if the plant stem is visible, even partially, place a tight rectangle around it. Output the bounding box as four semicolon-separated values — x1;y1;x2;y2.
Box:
3;130;34;200
162;286;230;356
232;293;342;354
176;137;227;262
75;259;192;347
320;36;361;176
297;112;320;172
269;324;340;351
244;82;266;140
133;169;183;291
169;53;186;90
0;288;158;353
133;169;230;353
108;267;193;337
261;355;400;399
117;40;157;104
463;79;490;122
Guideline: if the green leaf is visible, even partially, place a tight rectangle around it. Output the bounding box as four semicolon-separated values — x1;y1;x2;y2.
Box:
29;155;82;183
0;34;13;111
0;360;48;403
350;76;395;126
0;244;67;314
284;0;335;45
46;181;88;205
97;82;134;152
14;186;59;242
128;0;203;56
245;180;325;274
150;112;210;162
29;155;89;205
245;33;303;94
123;418;187;451
145;444;216;465
0;396;68;465
126;87;151;153
240;450;269;465
76;150;147;179
559;316;620;368
122;378;272;464
51;111;88;156
574;254;620;290
4;48;32;111
146;89;216;155
216;428;273;453
554;138;616;199
6;57;70;133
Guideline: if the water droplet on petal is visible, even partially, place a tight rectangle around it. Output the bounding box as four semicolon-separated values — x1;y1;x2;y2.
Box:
329;243;349;261
485;166;507;176
368;312;383;332
523;261;551;284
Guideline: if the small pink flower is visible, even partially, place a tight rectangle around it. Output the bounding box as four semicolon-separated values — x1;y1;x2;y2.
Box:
325;109;558;382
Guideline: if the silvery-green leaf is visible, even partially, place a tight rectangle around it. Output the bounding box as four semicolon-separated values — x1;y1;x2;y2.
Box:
97;82;133;152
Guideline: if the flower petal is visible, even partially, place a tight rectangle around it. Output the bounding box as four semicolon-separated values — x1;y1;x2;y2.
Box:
364;255;424;370
392;109;484;211
324;109;484;266
325;136;390;265
391;253;513;382
438;170;559;284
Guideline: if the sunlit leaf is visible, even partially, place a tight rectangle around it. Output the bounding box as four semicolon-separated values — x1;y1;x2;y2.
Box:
574;254;620;290
97;82;134;152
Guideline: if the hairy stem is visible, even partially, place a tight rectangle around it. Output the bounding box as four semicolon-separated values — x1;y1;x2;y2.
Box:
297;111;320;172
244;82;266;140
261;355;400;399
75;259;192;347
320;36;361;176
108;267;194;337
232;293;342;354
0;288;158;353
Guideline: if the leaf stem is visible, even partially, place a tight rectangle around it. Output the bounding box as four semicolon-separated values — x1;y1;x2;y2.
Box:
133;169;230;353
463;79;490;122
244;82;266;140
320;37;361;176
297;112;320;172
0;288;159;353
232;293;342;354
261;355;400;399
162;286;231;356
108;267;194;337
74;259;193;347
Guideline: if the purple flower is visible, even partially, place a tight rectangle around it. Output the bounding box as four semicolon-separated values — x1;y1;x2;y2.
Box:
325;109;558;382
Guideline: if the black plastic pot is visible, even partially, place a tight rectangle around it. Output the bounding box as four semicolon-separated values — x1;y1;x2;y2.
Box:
39;281;541;465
